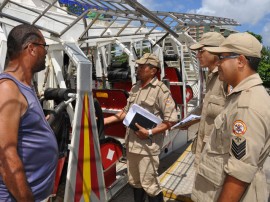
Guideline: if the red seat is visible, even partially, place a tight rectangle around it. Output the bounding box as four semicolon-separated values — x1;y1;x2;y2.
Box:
164;67;194;117
165;67;181;82
100;137;123;188
93;89;128;109
93;89;128;139
113;81;132;92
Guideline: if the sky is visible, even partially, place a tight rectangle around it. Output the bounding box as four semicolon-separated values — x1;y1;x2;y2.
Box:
137;0;270;46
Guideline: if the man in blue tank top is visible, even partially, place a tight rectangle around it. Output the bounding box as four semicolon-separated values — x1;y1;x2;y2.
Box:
0;24;58;201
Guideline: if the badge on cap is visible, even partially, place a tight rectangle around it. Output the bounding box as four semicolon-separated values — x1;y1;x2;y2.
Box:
233;120;247;136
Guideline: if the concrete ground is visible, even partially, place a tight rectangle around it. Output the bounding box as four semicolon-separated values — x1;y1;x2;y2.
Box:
110;184;180;202
110;144;189;202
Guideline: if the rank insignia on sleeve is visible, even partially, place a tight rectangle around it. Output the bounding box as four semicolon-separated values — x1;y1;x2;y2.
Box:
231;136;246;160
233;120;247;136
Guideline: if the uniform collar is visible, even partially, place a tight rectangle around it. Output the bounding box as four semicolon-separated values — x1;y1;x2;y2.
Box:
207;66;219;78
150;77;159;86
211;66;219;74
229;73;263;95
137;76;159;88
206;66;218;85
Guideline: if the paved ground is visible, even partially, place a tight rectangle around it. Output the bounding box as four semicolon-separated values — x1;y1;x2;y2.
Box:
110;184;181;202
110;143;190;202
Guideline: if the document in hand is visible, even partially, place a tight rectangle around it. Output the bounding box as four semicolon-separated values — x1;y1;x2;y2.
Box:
171;114;201;129
123;104;162;131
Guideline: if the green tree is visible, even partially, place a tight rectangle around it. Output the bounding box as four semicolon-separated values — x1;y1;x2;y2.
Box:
248;31;270;87
114;52;129;63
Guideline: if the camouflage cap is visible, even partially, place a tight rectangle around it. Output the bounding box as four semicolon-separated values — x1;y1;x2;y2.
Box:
189;32;225;50
136;53;160;68
204;32;262;58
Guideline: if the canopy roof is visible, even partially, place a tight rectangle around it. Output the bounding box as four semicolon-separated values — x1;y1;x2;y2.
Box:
0;0;240;42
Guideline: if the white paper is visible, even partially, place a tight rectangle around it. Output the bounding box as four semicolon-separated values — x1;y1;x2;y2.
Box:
123;104;162;127
171;114;201;129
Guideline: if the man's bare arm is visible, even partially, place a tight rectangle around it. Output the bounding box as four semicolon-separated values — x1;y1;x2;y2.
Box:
0;80;34;201
104;110;127;125
218;175;248;202
135;121;174;139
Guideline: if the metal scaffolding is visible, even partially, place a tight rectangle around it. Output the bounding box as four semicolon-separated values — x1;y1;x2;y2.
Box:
0;0;240;42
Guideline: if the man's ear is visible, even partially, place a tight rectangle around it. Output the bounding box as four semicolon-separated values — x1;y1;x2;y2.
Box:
238;55;248;69
239;55;248;64
26;43;36;56
151;67;157;75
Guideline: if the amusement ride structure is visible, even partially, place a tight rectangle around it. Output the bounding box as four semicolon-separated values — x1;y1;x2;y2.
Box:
0;0;239;201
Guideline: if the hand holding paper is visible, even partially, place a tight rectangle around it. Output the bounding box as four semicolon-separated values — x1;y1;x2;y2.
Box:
171;114;201;130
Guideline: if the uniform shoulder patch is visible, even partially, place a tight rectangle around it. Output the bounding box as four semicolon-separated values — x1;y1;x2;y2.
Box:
231;120;247;160
233;120;247;136
164;98;173;106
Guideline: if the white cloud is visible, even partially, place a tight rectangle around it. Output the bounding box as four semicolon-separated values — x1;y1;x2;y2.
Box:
262;22;270;46
137;0;160;10
137;0;184;11
193;0;270;25
137;0;270;46
189;0;270;46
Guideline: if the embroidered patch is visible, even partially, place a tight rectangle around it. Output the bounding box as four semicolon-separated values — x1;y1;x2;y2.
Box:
233;120;247;136
231;136;246;160
164;98;172;105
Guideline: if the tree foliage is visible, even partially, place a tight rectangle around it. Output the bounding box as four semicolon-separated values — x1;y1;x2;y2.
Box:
248;31;270;87
114;52;129;63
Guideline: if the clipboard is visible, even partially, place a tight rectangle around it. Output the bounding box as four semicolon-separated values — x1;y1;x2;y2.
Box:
123;104;162;131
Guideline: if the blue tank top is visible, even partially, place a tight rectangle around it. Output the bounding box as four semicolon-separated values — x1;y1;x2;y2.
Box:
0;73;58;201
